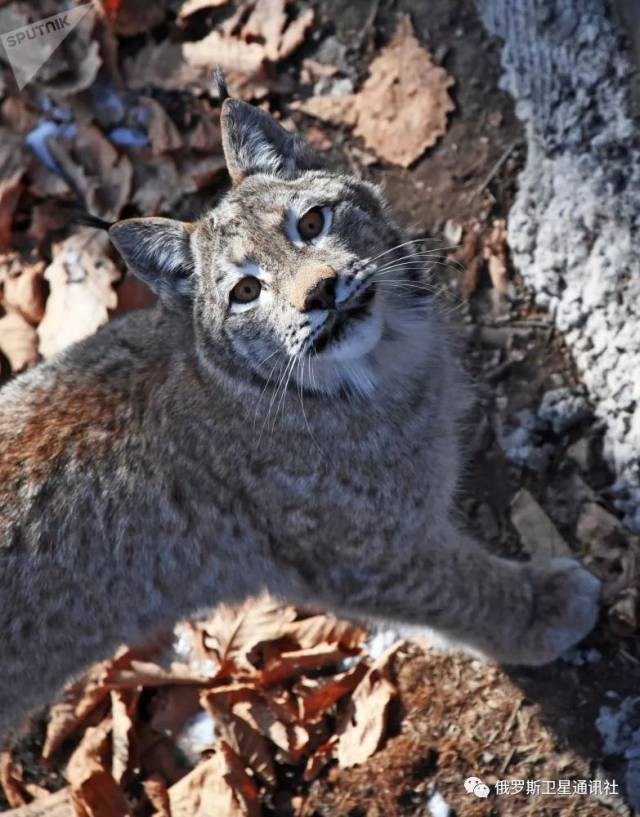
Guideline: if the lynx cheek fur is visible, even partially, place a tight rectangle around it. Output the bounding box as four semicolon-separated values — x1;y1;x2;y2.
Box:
0;92;600;739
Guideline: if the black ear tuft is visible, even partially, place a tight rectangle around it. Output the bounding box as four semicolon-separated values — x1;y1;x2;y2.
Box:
220;98;323;185
109;218;196;301
214;66;229;102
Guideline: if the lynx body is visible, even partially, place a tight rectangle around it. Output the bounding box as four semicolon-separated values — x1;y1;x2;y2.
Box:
0;93;600;738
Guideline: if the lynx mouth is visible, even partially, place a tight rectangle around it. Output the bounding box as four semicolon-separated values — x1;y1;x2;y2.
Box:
310;284;379;355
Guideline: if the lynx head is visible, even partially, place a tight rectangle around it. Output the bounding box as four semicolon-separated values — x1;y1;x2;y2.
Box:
109;90;434;398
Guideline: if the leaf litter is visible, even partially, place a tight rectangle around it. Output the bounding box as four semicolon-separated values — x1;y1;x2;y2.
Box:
1;597;402;816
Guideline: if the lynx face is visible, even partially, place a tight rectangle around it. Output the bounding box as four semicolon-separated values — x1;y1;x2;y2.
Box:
110;96;433;397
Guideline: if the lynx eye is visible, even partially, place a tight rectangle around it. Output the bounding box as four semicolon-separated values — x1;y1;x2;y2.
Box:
298;207;324;241
231;276;261;303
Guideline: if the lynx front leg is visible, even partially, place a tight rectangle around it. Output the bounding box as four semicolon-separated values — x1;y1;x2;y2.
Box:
313;528;601;667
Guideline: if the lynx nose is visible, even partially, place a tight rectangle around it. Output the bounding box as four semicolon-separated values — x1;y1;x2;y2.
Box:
304;276;336;312
291;265;338;312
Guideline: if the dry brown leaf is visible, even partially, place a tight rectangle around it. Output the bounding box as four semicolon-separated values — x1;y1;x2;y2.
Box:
178;0;229;20
36;231;119;358
43;665;112;761
111;690;138;784
282;614;367;651
0;751;29;808
202;688;276;787
131;157;182;214
3;259;47;325
303;737;338;782
104;658;209;689
142;775;171;817
293;661;368;722
216;688;309;761
336;642;402;768
46;124;132;221
67;720;130;817
198;594;298;676
44;641;171;760
293;15;454;167
0;311;39;372
183;0;313;77
0;130;25;251
168;741;261;817
0;788;74;816
260;642;355;685
139;97;183;155
483;218;510;294
183;30;266;76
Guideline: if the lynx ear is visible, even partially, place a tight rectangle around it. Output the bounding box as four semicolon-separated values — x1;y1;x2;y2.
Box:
109;218;196;300
220;98;323;185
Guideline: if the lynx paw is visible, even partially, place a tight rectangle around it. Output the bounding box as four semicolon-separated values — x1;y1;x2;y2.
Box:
512;557;601;666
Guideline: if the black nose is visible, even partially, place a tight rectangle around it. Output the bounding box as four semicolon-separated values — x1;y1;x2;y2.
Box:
303;277;336;311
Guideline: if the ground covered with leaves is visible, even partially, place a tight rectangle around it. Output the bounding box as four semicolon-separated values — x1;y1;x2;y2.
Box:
1;0;639;815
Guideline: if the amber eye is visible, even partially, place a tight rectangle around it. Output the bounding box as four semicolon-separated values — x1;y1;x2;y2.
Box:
298;207;324;241
231;276;261;303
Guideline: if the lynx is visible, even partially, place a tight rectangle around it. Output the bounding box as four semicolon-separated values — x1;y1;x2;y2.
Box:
0;84;600;739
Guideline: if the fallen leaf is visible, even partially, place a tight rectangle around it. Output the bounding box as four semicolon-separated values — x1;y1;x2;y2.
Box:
46;124;132;220
336;643;401;768
292;15;454;167
0;788;74;816
0;751;29;808
198;594;298;676
111;690;138;784
66;720;130;817
202;687;277;787
168;742;261;817
303;737;338;782
183;0;313;78
260;642;357;685
282;614;367;652
483;218;510;294
44;663;114;761
178;0;229;20
0;311;39;372
293;662;368;722
138;97;183;155
2;258;47;325
0;130;25;251
36;231;119;358
142;775;171;817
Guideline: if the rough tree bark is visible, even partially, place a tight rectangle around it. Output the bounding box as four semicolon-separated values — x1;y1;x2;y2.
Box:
476;0;640;531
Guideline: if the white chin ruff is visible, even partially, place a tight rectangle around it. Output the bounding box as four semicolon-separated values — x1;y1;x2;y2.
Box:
319;303;384;363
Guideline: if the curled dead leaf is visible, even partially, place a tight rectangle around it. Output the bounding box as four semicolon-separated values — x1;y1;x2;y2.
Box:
336;642;402;769
0;751;29;808
67;720;130;817
2;259;47;325
37;231;119;358
168;741;260;817
293;15;454;167
183;0;313;79
0;311;39;373
482;218;510;294
0;788;74;816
